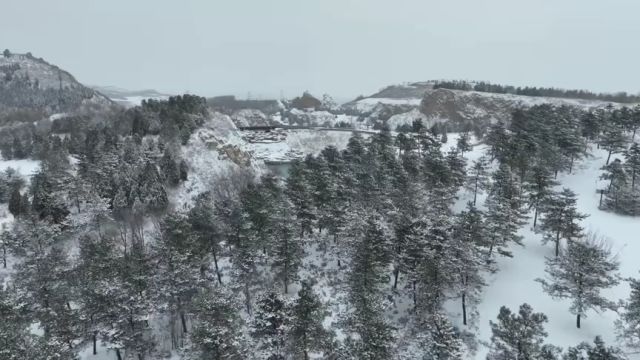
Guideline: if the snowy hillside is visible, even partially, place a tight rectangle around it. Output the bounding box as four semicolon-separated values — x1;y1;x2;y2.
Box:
343;82;627;132
444;137;640;359
0;52;112;114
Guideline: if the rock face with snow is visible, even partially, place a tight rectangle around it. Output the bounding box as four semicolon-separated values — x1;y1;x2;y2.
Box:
420;88;613;129
342;82;617;131
0;52;112;115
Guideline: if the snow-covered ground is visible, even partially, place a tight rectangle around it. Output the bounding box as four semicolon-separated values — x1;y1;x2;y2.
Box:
351;97;423;112
0;158;41;176
444;137;640;358
246;129;356;162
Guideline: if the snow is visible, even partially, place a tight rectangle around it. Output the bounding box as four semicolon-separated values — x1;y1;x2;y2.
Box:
445;140;640;358
0;158;41;176
353;97;422;112
246;129;356;163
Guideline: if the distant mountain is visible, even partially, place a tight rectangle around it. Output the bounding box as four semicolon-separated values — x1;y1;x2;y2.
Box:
0;51;112;116
90;85;171;107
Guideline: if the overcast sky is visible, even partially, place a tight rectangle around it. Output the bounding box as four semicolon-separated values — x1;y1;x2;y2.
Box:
2;0;639;100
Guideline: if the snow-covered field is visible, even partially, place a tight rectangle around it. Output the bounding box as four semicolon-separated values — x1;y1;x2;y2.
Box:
444;136;640;358
0;158;41;176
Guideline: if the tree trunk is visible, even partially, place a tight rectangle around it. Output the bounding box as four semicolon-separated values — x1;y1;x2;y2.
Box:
93;332;97;355
212;248;222;285
606;150;612;165
412;280;417;308
576;313;581;328
533;207;539;228
180;311;188;334
116;349;122;360
393;267;399;290
555;230;561;257
599;190;604;208
473;176;479;206
462;293;467;326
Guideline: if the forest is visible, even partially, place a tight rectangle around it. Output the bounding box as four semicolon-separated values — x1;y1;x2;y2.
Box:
1;94;640;360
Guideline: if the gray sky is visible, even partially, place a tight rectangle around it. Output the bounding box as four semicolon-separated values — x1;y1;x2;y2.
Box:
2;0;639;100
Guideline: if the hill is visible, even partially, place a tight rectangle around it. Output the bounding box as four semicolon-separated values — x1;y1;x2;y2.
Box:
0;51;112;116
343;81;623;132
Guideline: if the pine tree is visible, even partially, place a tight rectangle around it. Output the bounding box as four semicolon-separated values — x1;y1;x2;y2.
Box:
416;312;463;360
347;215;393;359
487;303;551;360
456;131;472;157
9;220;79;351
600;159;628;211
8;185;22;218
563;336;626;360
537;232;620;328
466;156;490;206
271;195;302;294
539;188;588;257
484;164;528;259
151;213;204;342
600;124;627;165
526;164;558;228
616;276;640;350
286;160;316;237
251;291;289;360
189;287;245;360
624;142;640;190
188;192;224;285
160;149;181;186
288;281;333;360
452;202;487;326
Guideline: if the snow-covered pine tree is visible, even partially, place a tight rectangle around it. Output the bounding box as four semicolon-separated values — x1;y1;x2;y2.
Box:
271;194;302;294
624;142;640;190
347;215;393;359
151;213;205;343
563;336;627;360
600;123;627;165
160;149;181;186
484;164;528;259
286;159;317;237
456;131;472;157
251;291;289;360
188;191;224;285
487;303;552;360
537;232;620;328
288;281;333;360
188;287;246;359
8;185;22;218
526;164;559;228
9;220;79;351
416;312;463;360
0;286;75;360
539;188;588;257
452;202;487;326
616;275;640;351
446;148;467;189
466;156;490;206
600;159;628;212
